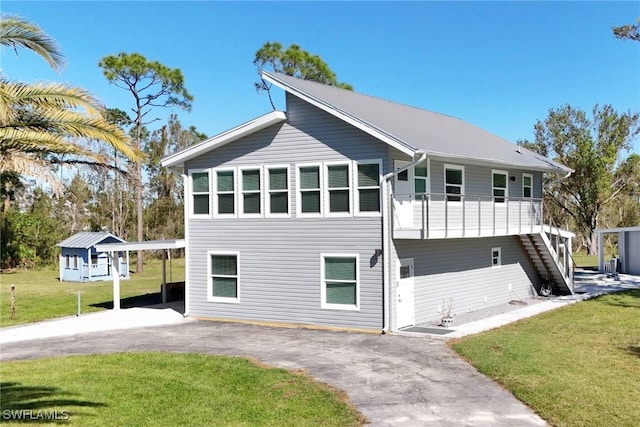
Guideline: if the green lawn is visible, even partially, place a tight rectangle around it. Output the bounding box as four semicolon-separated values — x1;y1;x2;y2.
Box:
0;352;365;426
450;289;640;427
572;252;598;268
0;258;184;327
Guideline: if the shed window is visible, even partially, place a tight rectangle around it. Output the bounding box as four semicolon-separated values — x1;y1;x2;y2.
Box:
65;255;70;269
209;252;239;302
522;174;533;198
326;164;350;214
241;169;261;215
73;254;78;269
356;162;381;213
267;167;289;215
191;171;210;215
322;255;359;310
445;165;464;202
216;170;235;215
492;170;508;203
299;166;321;214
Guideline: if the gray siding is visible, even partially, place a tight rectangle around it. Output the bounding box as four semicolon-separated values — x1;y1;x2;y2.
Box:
184;94;390;330
625;231;640;275
393;236;540;327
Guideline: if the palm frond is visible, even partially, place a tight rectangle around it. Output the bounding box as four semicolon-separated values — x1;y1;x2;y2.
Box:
0;150;64;194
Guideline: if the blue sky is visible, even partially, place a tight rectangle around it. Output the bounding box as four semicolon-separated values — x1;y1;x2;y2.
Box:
3;1;640;153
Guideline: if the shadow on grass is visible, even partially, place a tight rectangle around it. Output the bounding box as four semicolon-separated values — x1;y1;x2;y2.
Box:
0;381;107;422
603;289;640;308
90;292;162;310
626;346;640;358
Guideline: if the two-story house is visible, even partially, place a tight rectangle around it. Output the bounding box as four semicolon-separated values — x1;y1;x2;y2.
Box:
161;71;574;332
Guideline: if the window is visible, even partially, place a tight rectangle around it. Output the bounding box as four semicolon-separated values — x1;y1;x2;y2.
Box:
298;165;321;215
414;161;429;194
208;252;239;302
267;166;289;216
91;255;98;266
191;170;210;216
216;169;235;216
444;164;464;202
356;162;381;213
491;247;501;267
522;173;533;198
326;163;351;214
73;254;78;269
240;168;261;215
65;255;70;269
321;254;359;310
492;170;508;203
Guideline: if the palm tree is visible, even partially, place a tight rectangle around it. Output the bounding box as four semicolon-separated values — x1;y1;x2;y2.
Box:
0;13;141;196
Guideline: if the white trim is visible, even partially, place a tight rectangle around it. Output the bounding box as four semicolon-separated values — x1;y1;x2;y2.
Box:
354;159;383;216
161;111;287;168
182;173;190;316
265;164;291;218
320;253;360;311
492;169;508;204
491;247;502;268
213;167;237;218
188;169;211;218
522;173;533;198
324;161;352;217
239;166;263;218
207;250;240;304
444;163;465;202
296;163;323;218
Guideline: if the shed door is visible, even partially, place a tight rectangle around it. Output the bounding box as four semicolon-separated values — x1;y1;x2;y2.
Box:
627;231;640;275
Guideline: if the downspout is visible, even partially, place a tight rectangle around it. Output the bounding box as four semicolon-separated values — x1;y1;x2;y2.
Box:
381;150;426;334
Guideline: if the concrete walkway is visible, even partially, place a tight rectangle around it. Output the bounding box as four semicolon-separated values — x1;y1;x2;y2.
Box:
1;273;637;426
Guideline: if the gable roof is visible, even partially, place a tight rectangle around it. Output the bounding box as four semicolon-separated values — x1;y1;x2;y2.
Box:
56;232;126;249
262;72;572;174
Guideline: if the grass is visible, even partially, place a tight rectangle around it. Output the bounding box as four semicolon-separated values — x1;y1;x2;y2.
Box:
0;258;185;327
572;252;598;268
450;289;640;427
0;352;365;426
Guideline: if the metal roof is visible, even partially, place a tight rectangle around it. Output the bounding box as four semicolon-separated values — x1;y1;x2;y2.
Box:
263;72;572;174
56;232;126;249
94;239;185;252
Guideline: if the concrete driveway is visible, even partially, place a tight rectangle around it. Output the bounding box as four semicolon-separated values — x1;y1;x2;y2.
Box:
1;321;546;426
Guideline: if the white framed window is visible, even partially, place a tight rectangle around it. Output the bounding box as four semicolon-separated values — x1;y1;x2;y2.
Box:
73;254;78;269
325;162;351;215
414;160;429;195
190;169;211;216
522;173;533;198
491;247;502;268
240;167;262;217
321;254;359;310
444;164;464;202
297;164;322;216
214;168;236;217
65;255;70;269
207;251;240;303
266;165;290;217
355;160;382;215
492;170;508;203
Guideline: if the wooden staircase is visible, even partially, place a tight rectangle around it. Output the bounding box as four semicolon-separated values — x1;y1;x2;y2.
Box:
518;232;574;296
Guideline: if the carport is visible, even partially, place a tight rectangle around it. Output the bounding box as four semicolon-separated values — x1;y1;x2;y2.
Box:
595;226;640;275
94;239;185;310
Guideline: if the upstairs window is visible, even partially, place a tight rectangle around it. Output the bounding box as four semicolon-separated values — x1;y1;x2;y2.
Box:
326;164;351;214
356;162;381;213
414;161;429;194
298;165;321;215
492;170;508;203
241;168;261;215
191;170;210;215
444;165;464;202
267;167;289;215
216;170;235;216
522;173;533;198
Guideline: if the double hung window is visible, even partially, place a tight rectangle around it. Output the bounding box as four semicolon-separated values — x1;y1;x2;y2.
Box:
216;170;235;215
522;173;533;198
267;167;289;215
209;252;239;302
356;162;381;213
444;165;464;202
191;170;210;216
321;255;359;310
298;166;322;215
492;170;508;203
241;169;261;215
326;164;351;214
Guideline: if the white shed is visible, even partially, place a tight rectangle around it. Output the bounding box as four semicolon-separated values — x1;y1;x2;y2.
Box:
595;226;640;275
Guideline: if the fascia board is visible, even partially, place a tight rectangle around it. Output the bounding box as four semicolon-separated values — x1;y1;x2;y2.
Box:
161;111;287;168
263;72;416;157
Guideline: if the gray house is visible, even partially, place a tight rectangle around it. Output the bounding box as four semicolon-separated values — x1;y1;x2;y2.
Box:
162;72;574;332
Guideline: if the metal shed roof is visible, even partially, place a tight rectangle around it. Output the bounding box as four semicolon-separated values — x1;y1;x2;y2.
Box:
56;232;126;249
94;239;185;252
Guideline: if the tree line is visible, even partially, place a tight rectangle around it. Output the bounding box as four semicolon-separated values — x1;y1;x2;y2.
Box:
0;13;638;269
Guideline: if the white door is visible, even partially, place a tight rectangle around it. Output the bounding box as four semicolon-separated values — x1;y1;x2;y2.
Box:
394;161;414;229
396;258;415;329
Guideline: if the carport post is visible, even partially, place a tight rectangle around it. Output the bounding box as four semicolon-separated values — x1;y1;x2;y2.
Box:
112;251;121;310
162;249;167;304
597;232;604;273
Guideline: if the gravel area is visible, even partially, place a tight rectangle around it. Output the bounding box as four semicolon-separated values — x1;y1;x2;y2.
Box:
424;296;550;328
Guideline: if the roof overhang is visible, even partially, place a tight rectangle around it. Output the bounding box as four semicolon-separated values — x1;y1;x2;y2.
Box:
263;71;416;157
161;111;287;168
595;226;640;234
95;239;185;252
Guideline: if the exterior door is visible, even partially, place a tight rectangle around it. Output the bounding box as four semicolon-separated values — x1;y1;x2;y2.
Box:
396;258;415;329
393;161;414;229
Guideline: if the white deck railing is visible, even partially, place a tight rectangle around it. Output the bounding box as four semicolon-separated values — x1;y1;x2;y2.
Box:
392;193;543;239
